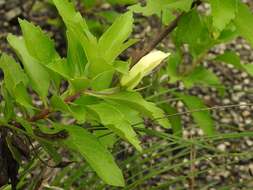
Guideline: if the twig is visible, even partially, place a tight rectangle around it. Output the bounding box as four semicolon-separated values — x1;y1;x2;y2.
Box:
64;91;82;103
27;0;36;17
132;14;183;64
132;103;253;127
29;108;51;122
131;0;203;64
29;91;82;122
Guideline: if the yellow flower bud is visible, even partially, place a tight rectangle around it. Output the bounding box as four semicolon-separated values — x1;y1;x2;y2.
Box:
121;50;170;90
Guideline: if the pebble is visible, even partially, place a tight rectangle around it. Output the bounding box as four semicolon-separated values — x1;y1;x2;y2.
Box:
244;118;252;125
17;112;22;117
217;144;226;151
222;98;230;104
5;7;21;21
246;139;253;146
242;110;251;117
243;79;250;86
241;72;248;78
249;163;253;172
0;0;5;7
177;101;184;108
221;118;231;124
233;85;243;91
232;92;244;101
239;102;248;109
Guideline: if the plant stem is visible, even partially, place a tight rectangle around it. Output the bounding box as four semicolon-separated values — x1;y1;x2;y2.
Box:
131;0;202;64
132;14;183;64
29;91;82;122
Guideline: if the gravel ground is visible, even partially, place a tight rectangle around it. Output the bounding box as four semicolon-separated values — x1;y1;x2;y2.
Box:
1;0;253;189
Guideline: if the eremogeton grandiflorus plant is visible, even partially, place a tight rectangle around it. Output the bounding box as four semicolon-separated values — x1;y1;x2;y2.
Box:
0;0;171;188
1;0;253;189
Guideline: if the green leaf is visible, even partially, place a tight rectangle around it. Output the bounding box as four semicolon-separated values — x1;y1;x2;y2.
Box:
94;91;170;128
51;95;86;123
74;95;100;106
215;51;253;78
59;124;125;186
53;0;97;65
166;52;222;93
165;0;193;11
14;83;33;108
107;100;144;127
19;19;58;64
91;70;114;91
175;9;202;45
215;51;244;70
70;77;90;91
114;60;130;75
54;0;110;78
87;102;142;151
173;92;216;135
109;39;138;63
46;58;71;79
1;86;14;122
66;30;87;77
0;54;32;108
16;117;34;135
107;0;137;5
217;23;238;43
98;11;134;63
93;129;117;148
183;66;224;95
130;0;193;17
162;7;175;25
0;54;28;88
97;11;120;23
234;2;253;48
159;104;182;136
7;34;50;99
53;0;90;33
244;64;253;76
80;0;96;8
174;10;214;57
210;0;237;31
166;52;182;83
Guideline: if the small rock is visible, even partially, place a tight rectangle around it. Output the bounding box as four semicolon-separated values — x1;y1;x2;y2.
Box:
222;99;230;104
241;72;248;78
246;139;253;146
221;118;231;124
5;7;21;21
243;78;250;84
234;85;242;91
232;92;244;101
217;144;226;151
0;0;5;7
245;118;252;124
242;110;251;117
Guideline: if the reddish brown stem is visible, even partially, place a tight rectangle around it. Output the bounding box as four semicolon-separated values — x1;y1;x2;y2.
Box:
29;91;82;122
131;0;202;64
64;91;82;103
29;108;51;122
132;14;183;64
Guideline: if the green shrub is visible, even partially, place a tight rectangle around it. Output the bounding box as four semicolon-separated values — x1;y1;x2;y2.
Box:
1;0;253;189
